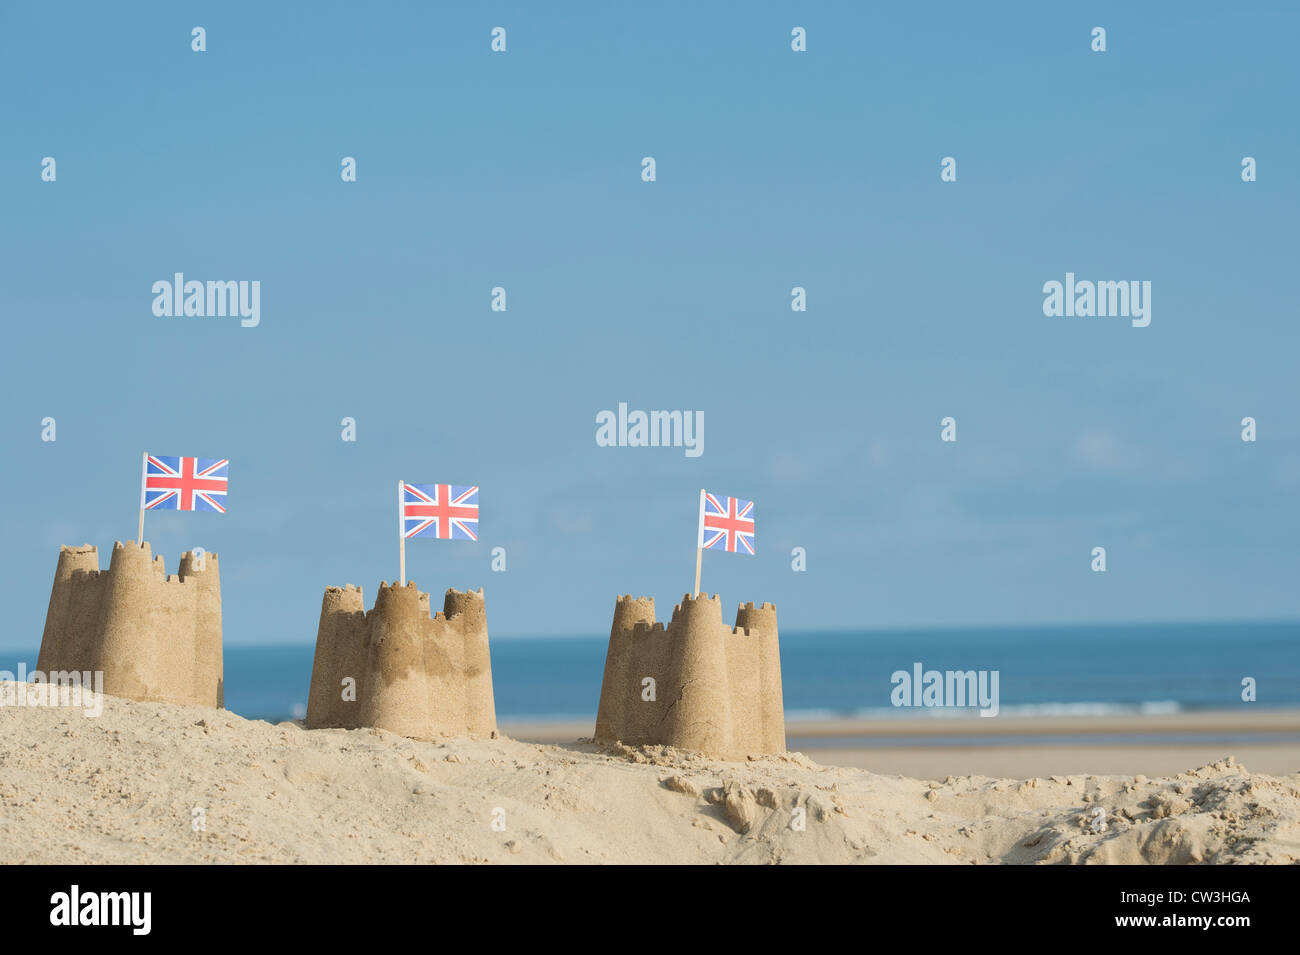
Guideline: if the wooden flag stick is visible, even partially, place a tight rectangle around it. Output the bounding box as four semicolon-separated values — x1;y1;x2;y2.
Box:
398;479;406;586
137;452;147;547
693;488;706;596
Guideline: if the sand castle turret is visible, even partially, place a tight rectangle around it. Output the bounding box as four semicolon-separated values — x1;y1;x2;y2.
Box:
304;585;367;729
593;593;785;760
305;582;497;741
36;541;224;707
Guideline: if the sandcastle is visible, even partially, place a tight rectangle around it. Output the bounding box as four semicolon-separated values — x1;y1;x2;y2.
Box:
594;593;785;760
305;581;497;741
36;540;224;707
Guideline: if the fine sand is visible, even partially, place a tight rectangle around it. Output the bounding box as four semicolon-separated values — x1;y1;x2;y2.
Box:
2;683;1297;864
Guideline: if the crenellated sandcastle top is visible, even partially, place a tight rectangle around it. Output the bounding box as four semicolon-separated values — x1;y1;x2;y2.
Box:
37;540;224;707
305;580;497;741
594;592;785;760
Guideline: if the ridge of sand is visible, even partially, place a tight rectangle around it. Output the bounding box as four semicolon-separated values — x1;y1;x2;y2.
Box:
1;683;1297;864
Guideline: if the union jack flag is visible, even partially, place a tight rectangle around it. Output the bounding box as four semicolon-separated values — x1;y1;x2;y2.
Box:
698;490;754;555
143;455;229;512
402;483;479;541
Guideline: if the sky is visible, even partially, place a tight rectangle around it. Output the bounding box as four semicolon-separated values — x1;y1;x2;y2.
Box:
2;2;1298;649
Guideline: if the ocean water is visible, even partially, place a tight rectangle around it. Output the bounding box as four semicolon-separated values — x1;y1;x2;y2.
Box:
7;620;1297;724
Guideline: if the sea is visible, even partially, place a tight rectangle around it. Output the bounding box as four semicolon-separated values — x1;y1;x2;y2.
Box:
6;620;1297;727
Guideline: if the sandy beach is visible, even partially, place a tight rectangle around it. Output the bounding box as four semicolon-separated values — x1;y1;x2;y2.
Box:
2;682;1297;865
505;710;1300;778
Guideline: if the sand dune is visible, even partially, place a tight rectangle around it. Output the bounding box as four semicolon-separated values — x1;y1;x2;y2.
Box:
2;682;1297;864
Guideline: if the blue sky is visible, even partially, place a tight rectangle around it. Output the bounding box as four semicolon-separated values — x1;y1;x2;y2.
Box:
2;2;1298;648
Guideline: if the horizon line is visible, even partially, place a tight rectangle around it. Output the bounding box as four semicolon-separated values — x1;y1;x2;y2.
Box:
4;615;1296;655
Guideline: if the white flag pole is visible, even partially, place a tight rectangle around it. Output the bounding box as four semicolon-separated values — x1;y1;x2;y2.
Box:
398;479;407;586
137;452;148;547
693;488;705;597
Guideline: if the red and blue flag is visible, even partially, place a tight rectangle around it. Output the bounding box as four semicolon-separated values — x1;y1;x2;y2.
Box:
698;491;754;555
402;483;479;541
143;455;229;513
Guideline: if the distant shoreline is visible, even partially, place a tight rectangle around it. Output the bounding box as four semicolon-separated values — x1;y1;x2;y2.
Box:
501;708;1300;778
499;707;1300;740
